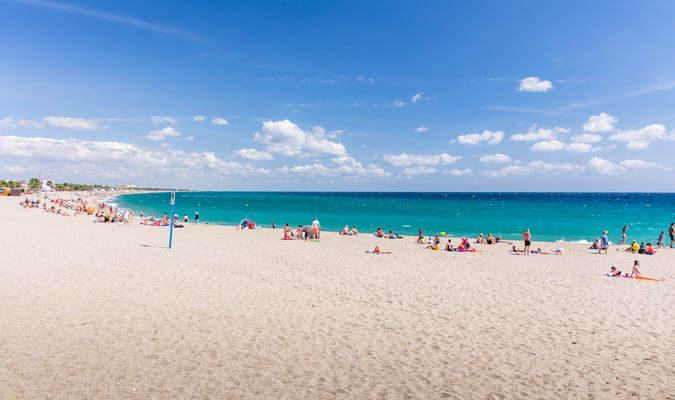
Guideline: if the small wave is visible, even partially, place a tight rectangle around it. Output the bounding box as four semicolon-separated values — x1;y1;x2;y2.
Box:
401;224;411;227
555;239;590;244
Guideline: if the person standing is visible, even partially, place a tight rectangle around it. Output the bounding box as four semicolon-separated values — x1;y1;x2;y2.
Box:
183;214;188;223
600;230;609;255
669;223;675;248
619;226;627;245
312;218;321;239
521;228;531;256
195;211;199;224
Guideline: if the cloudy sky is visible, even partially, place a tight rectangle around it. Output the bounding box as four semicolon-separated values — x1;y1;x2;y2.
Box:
1;0;674;191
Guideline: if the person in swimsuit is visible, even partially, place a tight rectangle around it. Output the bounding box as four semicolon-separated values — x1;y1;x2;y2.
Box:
657;230;665;248
619;226;627;245
521;228;531;256
669;223;675;248
370;246;391;254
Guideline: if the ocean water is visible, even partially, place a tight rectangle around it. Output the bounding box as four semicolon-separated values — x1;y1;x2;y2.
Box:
112;192;675;243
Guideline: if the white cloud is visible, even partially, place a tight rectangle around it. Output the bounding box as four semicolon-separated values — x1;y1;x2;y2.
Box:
411;92;426;103
415;126;429;132
1;117;115;131
626;140;650;149
0;135;269;176
583;113;616;132
278;163;332;176
572;133;603;143
331;156;390;177
193;115;206;122
43;116;109;131
620;159;658;169
233;148;274;161
484;165;529;178
0;117;41;129
151;116;176;124
145;126;181;141
402;166;436;176
479;153;511;163
393;100;405;107
518;77;554;92
510;128;557;142
212;117;229;125
253;120;346;157
485;161;584;178
609;124;668;149
554;126;570;133
587;157;623;175
565;143;596;153
444;168;472;176
530;140;566;152
382;153;461;166
457;130;504;145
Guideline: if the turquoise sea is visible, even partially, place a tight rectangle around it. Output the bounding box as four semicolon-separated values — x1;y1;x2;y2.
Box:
112;192;675;243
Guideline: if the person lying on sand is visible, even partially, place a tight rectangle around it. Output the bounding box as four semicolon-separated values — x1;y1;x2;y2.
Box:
607;266;624;277
366;246;391;254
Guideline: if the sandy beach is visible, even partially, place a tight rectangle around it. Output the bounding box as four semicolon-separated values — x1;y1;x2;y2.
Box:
1;194;673;399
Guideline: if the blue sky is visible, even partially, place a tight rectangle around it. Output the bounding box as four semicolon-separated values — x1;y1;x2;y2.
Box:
1;0;675;191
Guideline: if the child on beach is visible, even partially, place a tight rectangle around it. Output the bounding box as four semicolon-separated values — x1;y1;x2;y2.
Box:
657;230;665;248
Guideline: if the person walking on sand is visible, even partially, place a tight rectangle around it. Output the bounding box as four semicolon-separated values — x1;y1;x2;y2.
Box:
669;223;675;248
619;226;627;245
600;230;609;255
521;228;531;256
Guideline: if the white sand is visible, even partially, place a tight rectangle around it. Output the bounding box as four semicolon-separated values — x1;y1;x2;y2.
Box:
1;195;673;399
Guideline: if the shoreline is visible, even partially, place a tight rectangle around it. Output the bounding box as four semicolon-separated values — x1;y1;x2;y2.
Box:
108;191;675;244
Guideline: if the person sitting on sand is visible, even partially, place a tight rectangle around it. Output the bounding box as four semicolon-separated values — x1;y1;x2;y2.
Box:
417;230;424;244
426;242;440;250
486;233;495;245
590;238;600;249
476;233;486;244
629;240;639;252
340;225;349;235
375;228;384;238
629;260;645;278
444;239;453;251
646;243;655;255
350;226;358;235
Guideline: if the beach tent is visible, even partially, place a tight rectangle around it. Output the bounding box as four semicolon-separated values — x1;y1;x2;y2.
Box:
86;207;95;215
302;225;313;237
239;218;252;228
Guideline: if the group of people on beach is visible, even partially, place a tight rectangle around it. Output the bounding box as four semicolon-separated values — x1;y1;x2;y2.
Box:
374;227;403;238
282;218;322;240
339;225;358;235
